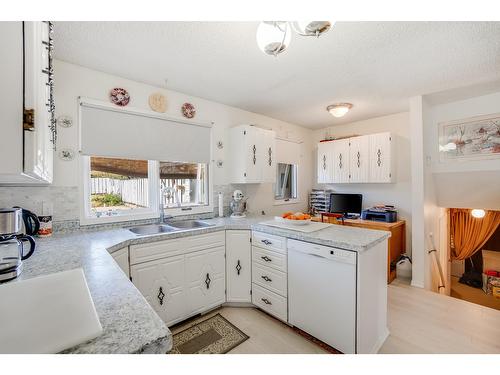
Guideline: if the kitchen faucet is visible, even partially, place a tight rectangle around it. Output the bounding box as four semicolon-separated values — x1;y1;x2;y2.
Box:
159;186;179;223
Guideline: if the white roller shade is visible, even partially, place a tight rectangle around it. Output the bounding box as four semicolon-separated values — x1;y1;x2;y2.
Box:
276;138;301;165
79;99;211;163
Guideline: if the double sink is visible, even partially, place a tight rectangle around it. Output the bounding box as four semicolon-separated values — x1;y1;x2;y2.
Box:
128;220;214;236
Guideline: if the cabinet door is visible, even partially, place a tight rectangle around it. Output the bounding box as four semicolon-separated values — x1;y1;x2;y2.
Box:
243;127;261;182
349;136;370;183
226;230;252;303
185;246;226;315
369;133;393;183
332;139;350;183
317;142;333;183
261;129;276;183
131;254;186;326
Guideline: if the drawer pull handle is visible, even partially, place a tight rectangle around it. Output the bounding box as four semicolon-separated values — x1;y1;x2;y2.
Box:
205;273;211;289
157;287;165;306
236;260;242;275
261;275;272;282
261;239;272;245
261;298;272;305
261;256;272;262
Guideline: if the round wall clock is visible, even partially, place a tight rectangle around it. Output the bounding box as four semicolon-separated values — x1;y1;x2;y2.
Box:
148;92;167;113
109;88;130;106
181;102;196;119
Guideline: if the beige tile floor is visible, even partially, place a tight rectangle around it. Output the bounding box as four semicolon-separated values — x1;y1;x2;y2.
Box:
171;281;500;354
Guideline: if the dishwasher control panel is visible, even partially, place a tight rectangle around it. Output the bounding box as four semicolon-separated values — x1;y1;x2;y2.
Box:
287;239;356;265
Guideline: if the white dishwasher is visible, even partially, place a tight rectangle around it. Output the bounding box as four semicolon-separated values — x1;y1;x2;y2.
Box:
288;239;357;354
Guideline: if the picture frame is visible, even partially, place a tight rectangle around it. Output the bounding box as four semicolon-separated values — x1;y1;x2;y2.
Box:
438;112;500;162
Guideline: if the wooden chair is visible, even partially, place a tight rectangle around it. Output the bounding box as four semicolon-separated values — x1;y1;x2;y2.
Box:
320;212;345;225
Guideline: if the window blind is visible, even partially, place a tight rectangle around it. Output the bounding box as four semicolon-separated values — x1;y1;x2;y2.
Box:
79;99;211;163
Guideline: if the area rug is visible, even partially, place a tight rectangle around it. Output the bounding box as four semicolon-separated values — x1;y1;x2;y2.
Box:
169;313;249;354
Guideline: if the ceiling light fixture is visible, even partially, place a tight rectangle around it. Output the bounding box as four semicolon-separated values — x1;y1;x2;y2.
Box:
256;21;332;56
471;209;486;219
327;103;353;118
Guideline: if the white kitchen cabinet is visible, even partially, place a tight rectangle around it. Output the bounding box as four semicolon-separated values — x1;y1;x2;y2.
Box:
331;138;350;183
225;230;252;303
111;248;130;278
130;231;226;327
317;141;333;183
0;21;55;185
185;246;226;315
251;231;288;322
131;255;186;326
369;132;395;183
228;125;276;184
349;135;370;183
316;132;395;184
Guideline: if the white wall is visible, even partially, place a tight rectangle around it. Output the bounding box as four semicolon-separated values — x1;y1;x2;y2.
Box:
1;60;314;223
312;112;412;253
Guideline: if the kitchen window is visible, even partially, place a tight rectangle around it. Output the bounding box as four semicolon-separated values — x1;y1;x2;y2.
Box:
275;163;298;203
159;161;210;213
81;156;159;225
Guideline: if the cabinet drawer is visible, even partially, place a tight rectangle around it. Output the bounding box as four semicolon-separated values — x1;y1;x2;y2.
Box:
252;283;287;322
252;263;287;297
252;246;286;272
187;231;225;252
252;231;286;254
130;238;184;265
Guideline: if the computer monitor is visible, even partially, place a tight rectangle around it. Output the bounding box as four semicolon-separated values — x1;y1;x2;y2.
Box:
329;193;363;217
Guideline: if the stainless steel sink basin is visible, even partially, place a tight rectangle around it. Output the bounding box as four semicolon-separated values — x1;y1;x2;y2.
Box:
128;224;177;235
165;220;214;229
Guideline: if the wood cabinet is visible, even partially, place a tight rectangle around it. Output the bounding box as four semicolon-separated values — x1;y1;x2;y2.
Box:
314;216;406;283
228;125;276;184
225;230;252;303
251;231;288;322
316;132;395;184
0;21;55;185
130;231;226;327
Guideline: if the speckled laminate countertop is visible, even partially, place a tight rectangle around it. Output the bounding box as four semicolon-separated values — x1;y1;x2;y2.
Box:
11;215;388;353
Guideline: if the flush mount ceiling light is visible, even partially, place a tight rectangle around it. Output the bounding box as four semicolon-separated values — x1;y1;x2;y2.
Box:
256;21;333;56
327;103;353;118
471;209;486;218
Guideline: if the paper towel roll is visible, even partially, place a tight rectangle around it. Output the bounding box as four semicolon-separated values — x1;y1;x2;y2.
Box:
218;192;223;217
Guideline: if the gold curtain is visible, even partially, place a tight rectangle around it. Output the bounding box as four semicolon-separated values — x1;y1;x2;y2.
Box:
450;208;500;260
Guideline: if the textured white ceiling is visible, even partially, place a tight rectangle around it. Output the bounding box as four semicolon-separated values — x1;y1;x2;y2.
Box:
54;21;500;129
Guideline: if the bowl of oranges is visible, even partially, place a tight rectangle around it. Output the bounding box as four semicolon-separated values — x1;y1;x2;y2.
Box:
280;211;312;225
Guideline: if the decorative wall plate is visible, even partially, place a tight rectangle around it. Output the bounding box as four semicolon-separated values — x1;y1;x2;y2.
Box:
181;102;196;119
148;92;167;113
109;88;130;106
57;115;73;128
58;148;75;161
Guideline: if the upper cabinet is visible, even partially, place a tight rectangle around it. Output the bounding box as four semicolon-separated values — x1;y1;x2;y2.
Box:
0;22;55;185
317;132;395;184
229;125;276;184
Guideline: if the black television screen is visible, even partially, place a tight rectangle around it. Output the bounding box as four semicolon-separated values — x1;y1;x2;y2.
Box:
329;193;363;215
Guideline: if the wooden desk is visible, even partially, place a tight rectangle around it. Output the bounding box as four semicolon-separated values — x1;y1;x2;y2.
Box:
313;216;406;283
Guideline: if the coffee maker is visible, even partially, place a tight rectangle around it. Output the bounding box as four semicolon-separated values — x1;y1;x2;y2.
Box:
0;208;37;282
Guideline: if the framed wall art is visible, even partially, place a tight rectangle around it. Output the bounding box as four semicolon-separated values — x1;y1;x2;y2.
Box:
439;112;500;162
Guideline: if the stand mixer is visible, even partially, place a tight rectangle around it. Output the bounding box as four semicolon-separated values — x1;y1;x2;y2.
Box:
230;190;247;219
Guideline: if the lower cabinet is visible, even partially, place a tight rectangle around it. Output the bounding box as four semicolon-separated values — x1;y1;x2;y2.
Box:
111;247;130;278
251;231;288;322
130;232;226;327
131;254;186;326
225;230;252;303
185;246;226;315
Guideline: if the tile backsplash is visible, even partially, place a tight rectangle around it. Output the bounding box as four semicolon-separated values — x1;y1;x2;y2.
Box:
0;184;246;232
